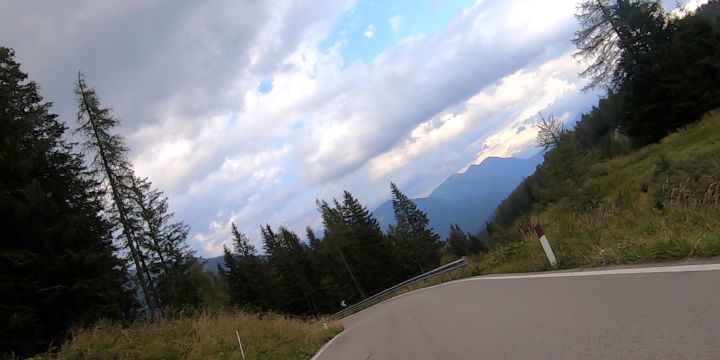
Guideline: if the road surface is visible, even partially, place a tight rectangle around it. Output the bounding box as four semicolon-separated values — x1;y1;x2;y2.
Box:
314;263;720;360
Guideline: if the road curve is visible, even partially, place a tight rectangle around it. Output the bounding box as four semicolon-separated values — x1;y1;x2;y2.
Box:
314;263;720;360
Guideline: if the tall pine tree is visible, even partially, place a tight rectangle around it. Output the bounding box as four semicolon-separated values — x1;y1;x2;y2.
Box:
72;72;159;317
390;183;442;275
0;47;134;357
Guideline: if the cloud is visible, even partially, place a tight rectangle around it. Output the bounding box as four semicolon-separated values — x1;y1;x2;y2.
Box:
390;15;404;31
0;0;613;256
364;24;375;38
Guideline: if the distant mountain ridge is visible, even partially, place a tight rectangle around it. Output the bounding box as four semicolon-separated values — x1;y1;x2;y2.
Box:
428;153;544;200
372;152;544;239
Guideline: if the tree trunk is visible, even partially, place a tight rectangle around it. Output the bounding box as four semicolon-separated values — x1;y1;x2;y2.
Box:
334;243;367;299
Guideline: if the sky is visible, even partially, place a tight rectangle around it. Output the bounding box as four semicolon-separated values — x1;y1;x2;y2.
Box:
0;0;701;257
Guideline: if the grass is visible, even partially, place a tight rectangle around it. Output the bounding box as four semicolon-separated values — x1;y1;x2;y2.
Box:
475;110;720;274
24;310;342;360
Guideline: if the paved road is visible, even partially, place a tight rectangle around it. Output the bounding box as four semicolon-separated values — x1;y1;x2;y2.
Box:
314;264;720;360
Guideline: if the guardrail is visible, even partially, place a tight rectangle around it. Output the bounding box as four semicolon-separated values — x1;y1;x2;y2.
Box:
311;256;469;327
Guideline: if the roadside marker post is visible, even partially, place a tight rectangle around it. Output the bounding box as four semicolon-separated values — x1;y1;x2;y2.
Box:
535;224;557;268
235;330;246;360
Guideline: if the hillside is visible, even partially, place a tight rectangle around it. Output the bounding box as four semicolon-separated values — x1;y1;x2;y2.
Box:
476;110;720;273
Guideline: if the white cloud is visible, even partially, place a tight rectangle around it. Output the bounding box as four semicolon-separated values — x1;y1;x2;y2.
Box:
668;0;710;18
365;24;375;38
390;15;403;31
0;0;612;256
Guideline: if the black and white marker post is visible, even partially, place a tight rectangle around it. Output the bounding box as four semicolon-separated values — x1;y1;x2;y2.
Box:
534;224;557;268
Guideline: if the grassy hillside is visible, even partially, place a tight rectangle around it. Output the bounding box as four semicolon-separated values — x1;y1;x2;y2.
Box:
23;311;340;360
474;110;720;274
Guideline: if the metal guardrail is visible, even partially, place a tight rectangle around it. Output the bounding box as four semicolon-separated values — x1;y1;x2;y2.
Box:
311;256;469;327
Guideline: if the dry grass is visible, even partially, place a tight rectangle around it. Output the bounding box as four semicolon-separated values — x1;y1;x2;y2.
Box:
475;110;720;274
27;310;341;360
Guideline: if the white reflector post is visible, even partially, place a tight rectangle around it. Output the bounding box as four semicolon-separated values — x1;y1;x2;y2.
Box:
534;224;557;267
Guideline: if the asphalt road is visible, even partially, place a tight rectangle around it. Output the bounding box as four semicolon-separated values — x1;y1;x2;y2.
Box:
314;264;720;360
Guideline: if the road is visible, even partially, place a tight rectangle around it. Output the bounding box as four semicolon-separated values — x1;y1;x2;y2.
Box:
313;263;720;360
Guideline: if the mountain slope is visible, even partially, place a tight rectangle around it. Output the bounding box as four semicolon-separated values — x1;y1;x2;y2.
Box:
372;192;509;239
373;152;544;239
428;152;544;200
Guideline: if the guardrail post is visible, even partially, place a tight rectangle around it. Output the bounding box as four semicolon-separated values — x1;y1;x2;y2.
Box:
448;271;454;280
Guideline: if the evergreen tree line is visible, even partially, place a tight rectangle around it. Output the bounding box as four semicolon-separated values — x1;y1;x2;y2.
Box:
0;48;219;357
485;0;720;247
219;183;487;317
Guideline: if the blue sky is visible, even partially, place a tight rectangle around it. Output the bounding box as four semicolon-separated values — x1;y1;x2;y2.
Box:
0;0;703;257
321;0;478;65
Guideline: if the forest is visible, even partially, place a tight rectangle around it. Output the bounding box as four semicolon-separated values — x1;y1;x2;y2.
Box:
2;0;720;358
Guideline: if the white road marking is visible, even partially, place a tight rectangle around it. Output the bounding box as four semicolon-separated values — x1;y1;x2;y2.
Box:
310;330;346;360
337;262;720;325
459;263;720;282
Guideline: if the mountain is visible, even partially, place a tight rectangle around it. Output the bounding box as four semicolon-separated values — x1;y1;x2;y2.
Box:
371;192;510;239
372;152;544;240
200;256;226;273
428;152;544;200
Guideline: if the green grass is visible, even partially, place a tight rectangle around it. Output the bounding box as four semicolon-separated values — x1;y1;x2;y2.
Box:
22;310;342;360
475;110;720;274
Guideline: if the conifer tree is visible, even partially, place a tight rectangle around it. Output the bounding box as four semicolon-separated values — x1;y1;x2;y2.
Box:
125;175;199;309
222;223;280;311
572;0;666;92
72;72;159;317
339;191;400;293
390;183;442;274
317;199;367;300
0;48;134;357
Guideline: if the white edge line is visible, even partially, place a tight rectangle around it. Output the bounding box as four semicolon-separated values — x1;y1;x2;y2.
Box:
338;263;720;324
457;263;720;282
309;330;345;360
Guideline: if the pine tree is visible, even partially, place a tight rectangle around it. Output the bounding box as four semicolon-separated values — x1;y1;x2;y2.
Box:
390;183;442;274
572;0;666;92
0;47;134;357
72;72;159;317
445;224;470;258
445;224;488;258
339;190;400;293
124;175;200;309
316;199;367;300
221;223;274;311
620;1;720;145
261;225;321;314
